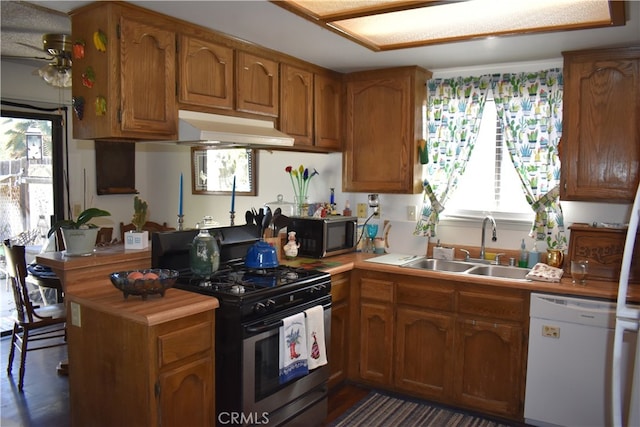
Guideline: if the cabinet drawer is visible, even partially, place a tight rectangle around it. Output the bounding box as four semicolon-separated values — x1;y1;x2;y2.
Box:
360;278;394;303
331;273;350;303
396;281;454;312
158;321;213;367
458;290;525;322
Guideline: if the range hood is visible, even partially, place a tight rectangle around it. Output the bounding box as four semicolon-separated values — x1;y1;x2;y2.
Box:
177;110;294;148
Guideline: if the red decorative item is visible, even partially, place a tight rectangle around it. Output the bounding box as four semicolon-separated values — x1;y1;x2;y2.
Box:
81;66;96;88
73;41;85;59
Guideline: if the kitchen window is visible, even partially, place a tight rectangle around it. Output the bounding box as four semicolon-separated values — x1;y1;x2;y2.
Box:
443;93;533;222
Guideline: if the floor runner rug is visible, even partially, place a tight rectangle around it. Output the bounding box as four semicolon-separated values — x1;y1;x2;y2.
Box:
329;391;516;427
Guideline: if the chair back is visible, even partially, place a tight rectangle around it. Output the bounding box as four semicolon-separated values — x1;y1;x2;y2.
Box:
3;241;39;323
120;221;175;241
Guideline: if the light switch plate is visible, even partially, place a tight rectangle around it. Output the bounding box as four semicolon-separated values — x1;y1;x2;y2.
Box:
70;301;81;327
357;203;368;218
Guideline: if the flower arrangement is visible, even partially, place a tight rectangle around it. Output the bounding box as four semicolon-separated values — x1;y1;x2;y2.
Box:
285;165;319;208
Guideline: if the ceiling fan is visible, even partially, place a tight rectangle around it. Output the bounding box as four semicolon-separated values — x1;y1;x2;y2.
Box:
4;33;73;88
36;34;72;88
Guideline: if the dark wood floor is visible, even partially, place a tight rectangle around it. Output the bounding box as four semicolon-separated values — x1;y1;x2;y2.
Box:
0;334;70;427
1;334;368;427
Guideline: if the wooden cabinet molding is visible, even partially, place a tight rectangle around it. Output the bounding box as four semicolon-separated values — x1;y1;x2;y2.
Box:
236;51;279;117
561;46;640;202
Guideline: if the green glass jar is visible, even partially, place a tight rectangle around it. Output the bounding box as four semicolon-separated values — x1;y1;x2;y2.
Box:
189;226;220;278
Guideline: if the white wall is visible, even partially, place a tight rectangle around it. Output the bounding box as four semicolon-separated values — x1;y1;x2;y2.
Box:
2;59;634;256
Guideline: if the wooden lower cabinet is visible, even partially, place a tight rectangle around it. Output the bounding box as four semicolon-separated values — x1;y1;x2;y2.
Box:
453;317;523;418
358;277;394;386
352;270;528;422
329;272;350;388
395;307;455;400
359;300;394;385
67;291;215;427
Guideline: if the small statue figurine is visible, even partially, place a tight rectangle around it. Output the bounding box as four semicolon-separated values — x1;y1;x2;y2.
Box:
283;231;300;259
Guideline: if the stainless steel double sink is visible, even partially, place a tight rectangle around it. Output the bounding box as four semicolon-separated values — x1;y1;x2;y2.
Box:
401;258;531;281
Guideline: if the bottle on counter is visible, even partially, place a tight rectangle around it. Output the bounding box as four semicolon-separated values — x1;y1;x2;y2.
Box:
527;241;540;268
519;238;528;268
343;200;352;217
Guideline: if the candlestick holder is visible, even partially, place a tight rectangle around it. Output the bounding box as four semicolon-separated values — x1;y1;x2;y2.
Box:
229;211;235;226
177;214;184;231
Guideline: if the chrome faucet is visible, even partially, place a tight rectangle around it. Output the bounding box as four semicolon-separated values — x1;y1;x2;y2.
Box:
480;215;497;260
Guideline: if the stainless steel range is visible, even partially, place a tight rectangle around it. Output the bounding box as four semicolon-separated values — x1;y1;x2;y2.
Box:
152;225;331;426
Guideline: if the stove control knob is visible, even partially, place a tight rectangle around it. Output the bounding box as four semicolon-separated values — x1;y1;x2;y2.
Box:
254;299;275;314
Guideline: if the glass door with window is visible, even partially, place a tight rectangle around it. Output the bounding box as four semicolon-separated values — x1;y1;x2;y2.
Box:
1;111;64;334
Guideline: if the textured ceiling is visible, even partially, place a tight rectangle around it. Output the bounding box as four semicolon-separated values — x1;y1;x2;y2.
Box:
1;1;639;75
1;1;71;68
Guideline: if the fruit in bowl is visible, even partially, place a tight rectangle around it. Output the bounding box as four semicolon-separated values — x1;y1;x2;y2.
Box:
109;269;179;300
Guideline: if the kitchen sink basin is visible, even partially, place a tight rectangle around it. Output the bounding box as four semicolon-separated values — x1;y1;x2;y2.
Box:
402;258;477;273
466;265;530;280
401;257;531;281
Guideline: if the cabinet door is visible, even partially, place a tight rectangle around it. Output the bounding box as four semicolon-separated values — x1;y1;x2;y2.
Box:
236;51;279;116
395;306;454;400
359;301;394;386
120;16;177;135
453;317;523;419
158;357;214;427
280;64;314;146
344;67;429;193
314;73;342;151
179;34;234;110
329;272;350;388
561;48;640;202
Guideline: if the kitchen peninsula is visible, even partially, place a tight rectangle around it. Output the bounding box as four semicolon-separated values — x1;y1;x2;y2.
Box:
36;246;219;427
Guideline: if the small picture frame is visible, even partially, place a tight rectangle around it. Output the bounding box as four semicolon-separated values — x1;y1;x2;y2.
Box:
191;147;257;195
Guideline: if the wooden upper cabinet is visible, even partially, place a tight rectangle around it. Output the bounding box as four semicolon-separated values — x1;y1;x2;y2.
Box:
178;34;234;110
236;51;279;117
70;2;177;140
280;64;314;146
344;66;430;193
314;73;343;151
561;46;640;202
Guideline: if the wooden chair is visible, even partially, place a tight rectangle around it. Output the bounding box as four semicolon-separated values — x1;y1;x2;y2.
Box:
96;227;114;245
3;241;66;391
119;221;175;242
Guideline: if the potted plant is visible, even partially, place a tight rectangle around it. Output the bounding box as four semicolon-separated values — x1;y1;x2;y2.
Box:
125;196;149;249
49;207;111;256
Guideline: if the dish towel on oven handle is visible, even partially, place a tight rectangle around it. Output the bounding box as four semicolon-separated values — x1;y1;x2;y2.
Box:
279;312;309;384
305;305;328;370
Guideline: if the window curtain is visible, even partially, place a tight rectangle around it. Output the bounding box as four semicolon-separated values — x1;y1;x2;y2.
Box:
414;76;492;237
492;69;567;249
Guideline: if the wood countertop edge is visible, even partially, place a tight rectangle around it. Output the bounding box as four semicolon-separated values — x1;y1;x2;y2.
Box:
297;253;638;302
67;286;219;326
36;246;150;271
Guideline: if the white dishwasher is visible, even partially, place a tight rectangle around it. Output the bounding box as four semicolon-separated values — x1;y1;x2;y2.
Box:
525;293;638;427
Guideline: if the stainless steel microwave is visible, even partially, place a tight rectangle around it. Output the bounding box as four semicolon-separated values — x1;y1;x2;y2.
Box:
288;216;358;258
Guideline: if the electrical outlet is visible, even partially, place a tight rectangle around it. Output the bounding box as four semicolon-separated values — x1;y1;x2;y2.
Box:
73;203;81;217
542;325;560;338
407;205;416;221
357;203;368;218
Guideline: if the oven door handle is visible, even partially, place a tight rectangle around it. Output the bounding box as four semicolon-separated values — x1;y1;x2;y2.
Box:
245;320;284;334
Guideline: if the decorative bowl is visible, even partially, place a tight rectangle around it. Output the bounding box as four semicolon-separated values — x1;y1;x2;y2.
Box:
109;269;179;300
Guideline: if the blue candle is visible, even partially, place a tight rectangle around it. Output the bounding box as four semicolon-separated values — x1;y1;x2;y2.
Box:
179;173;183;216
231;175;236;212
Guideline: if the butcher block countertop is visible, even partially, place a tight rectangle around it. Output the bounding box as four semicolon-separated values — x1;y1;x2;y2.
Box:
67;285;219;326
286;252;640;302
